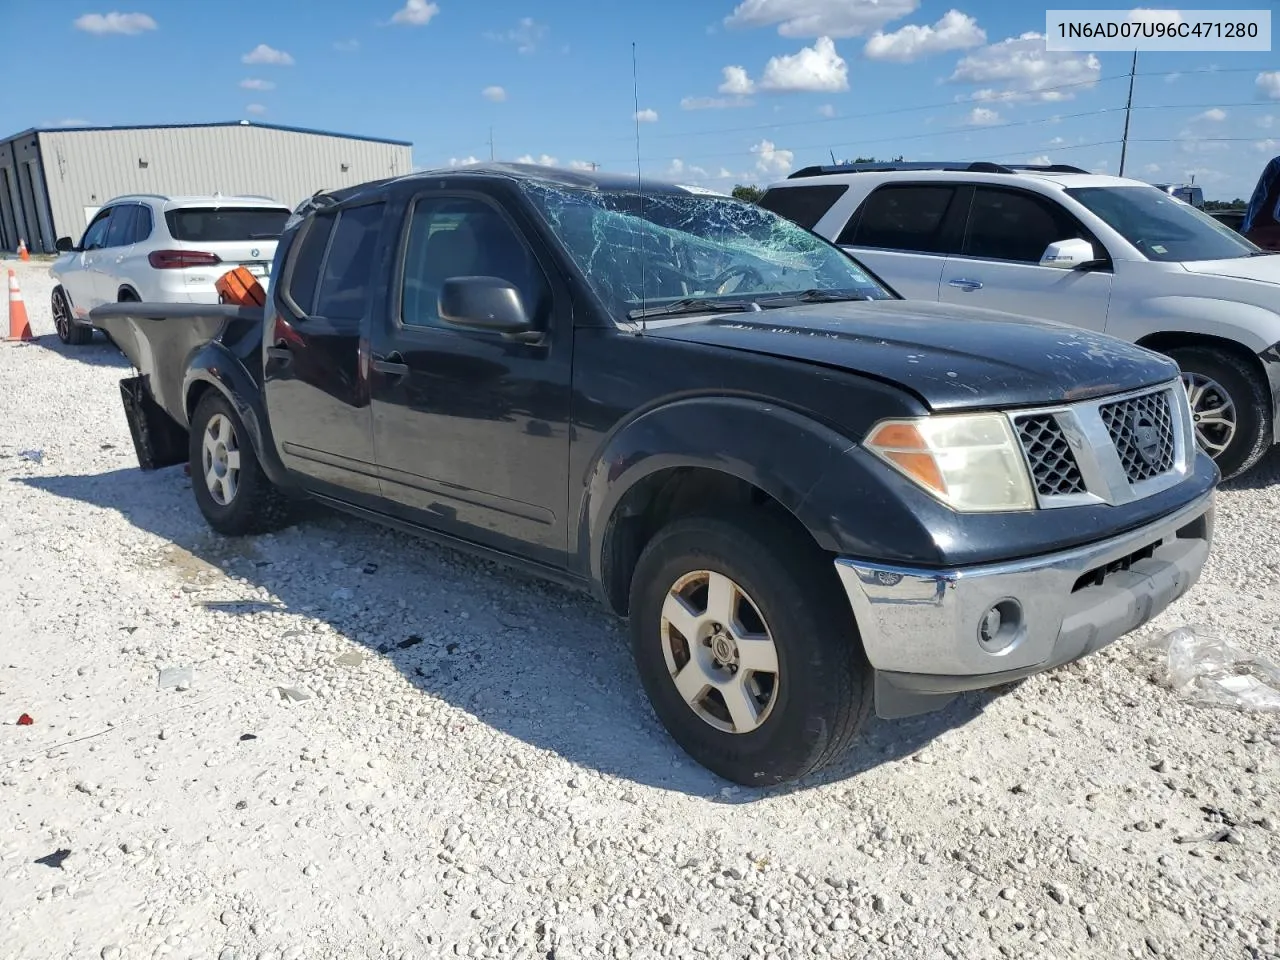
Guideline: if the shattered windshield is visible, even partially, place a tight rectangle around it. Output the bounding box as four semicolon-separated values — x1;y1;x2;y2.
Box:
519;181;895;321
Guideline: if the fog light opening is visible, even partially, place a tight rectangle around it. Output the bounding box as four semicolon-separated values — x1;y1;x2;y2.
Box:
978;599;1022;653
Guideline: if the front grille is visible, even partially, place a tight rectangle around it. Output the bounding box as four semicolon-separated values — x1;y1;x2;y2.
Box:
1099;389;1176;483
1015;414;1087;496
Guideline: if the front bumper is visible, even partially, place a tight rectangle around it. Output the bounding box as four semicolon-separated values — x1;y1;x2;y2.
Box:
833;490;1215;719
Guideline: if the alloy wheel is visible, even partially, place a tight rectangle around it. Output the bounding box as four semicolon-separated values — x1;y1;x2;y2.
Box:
201;413;242;506
1182;371;1237;459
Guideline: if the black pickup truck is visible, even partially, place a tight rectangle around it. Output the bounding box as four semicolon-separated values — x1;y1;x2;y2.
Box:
92;162;1218;786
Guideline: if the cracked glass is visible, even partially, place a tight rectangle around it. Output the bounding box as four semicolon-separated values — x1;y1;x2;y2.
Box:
519;180;895;323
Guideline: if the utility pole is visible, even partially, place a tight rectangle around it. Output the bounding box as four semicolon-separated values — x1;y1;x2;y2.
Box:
1119;50;1137;177
488;127;495;161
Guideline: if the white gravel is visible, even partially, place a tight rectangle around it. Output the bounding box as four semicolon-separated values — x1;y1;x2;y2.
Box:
2;255;1278;960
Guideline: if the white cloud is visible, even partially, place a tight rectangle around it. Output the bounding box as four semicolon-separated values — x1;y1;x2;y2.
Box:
55;118;90;127
568;160;597;171
1258;115;1275;129
751;139;794;176
759;36;848;93
448;156;481;167
1256;139;1279;153
667;159;710;179
863;10;984;63
482;85;507;102
517;154;559;166
334;38;360;52
724;0;919;38
1177;130;1231;154
240;78;275;91
1049;135;1067;145
634;108;659;123
245;104;267;116
817;103;836;117
242;44;294;65
965;106;1001;126
1028;154;1052;165
390;0;439;26
1259;72;1280;100
1191;108;1226;123
719;65;756;95
484;17;548;53
950;32;1100;102
73;12;157;35
681;95;754;110
1144;163;1162;174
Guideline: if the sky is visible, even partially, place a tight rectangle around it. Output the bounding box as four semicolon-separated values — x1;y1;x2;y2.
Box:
2;0;1278;200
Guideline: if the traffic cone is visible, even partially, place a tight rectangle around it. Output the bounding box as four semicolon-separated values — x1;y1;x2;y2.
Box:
17;239;29;262
6;270;33;341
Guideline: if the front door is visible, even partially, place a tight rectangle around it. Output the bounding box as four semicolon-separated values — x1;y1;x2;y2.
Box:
94;203;140;302
938;185;1114;332
66;206;113;319
369;188;572;567
262;199;387;501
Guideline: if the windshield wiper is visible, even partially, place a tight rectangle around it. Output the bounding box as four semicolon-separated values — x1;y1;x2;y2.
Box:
627;298;761;320
755;289;872;307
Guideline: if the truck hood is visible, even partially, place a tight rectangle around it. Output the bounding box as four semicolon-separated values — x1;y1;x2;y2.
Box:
1179;254;1280;285
645;299;1178;411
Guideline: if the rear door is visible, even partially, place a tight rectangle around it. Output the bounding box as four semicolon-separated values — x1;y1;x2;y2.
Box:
833;183;969;301
938;185;1114;331
165;205;291;286
262;199;388;502
95;203;141;302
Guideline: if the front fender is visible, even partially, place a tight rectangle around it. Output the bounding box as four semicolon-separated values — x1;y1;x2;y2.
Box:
182;342;293;492
576;396;942;605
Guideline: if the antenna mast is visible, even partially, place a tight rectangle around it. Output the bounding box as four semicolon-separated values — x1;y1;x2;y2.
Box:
632;41;647;333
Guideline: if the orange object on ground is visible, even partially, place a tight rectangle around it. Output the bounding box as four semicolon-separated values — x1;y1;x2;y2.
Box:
17;239;30;262
215;265;265;306
6;269;33;341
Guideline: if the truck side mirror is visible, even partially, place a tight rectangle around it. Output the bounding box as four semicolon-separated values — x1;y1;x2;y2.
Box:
56;236;76;253
438;276;534;336
1039;237;1101;270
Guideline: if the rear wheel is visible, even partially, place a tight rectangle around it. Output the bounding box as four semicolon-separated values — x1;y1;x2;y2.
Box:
188;391;292;536
52;287;93;345
1168;346;1270;481
628;509;871;786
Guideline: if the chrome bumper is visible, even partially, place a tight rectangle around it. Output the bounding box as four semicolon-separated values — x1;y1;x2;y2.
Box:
833;491;1215;718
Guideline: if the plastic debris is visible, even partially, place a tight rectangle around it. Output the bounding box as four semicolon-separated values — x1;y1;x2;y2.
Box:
157;666;194;691
334;650;364;667
1147;626;1280;712
276;686;313;703
16;713;34;726
18;449;43;464
34;849;71;869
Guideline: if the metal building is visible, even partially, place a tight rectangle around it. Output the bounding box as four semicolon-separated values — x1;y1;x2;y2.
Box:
0;120;413;253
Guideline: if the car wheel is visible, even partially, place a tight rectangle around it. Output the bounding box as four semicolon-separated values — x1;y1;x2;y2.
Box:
52;287;93;346
628;508;872;786
188;390;292;536
1168;346;1271;481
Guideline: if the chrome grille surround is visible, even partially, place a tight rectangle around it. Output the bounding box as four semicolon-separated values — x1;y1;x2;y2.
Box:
1009;380;1195;509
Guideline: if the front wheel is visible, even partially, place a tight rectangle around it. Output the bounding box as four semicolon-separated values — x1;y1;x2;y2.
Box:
52;287;93;346
1168;346;1271;481
628;509;872;786
188;391;292;536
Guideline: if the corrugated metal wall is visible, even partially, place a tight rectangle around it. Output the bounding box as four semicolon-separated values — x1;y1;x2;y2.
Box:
36;124;413;245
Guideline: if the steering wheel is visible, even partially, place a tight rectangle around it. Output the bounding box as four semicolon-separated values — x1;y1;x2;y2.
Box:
709;264;765;294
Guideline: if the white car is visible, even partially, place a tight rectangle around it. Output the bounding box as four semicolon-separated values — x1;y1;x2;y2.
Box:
49;192;292;346
758;162;1280;479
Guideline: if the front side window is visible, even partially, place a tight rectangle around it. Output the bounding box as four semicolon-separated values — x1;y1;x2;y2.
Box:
80;209;112;250
314;202;385;320
399;196;549;329
963;188;1087;263
1066;185;1259;262
840;184;960;253
520;181;893;320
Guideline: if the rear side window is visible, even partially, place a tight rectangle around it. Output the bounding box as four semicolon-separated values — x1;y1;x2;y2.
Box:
838;184;960;253
133;205;154;243
105;205;139;247
757;184;848;230
285;214;335;315
314;203;386;320
164;206;291;243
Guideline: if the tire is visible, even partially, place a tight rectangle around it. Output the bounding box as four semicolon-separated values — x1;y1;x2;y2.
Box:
188;390;292;536
52;287;93;346
628;508;872;786
1167;346;1271;481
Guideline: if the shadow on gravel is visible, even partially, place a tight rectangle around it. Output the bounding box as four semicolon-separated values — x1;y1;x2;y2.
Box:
17;466;992;797
25;332;131;368
1221;446;1280;492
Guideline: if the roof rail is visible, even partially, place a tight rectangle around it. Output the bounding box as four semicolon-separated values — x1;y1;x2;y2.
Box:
786;160;1089;179
108;193;170;202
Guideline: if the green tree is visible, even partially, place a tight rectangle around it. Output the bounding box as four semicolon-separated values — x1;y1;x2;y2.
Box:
732;184;764;203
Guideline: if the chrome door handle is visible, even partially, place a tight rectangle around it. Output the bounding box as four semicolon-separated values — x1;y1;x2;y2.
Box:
948;278;983;291
372;352;409;378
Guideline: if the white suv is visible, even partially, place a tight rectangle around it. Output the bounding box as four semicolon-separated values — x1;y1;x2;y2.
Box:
759;162;1280;479
49;192;292;346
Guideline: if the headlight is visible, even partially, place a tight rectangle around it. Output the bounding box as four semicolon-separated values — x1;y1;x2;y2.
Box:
864;413;1036;512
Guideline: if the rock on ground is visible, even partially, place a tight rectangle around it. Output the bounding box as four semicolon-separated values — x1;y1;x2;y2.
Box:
1;256;1278;960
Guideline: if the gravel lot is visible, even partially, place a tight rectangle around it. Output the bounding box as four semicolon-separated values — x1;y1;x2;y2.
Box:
2;255;1278;960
